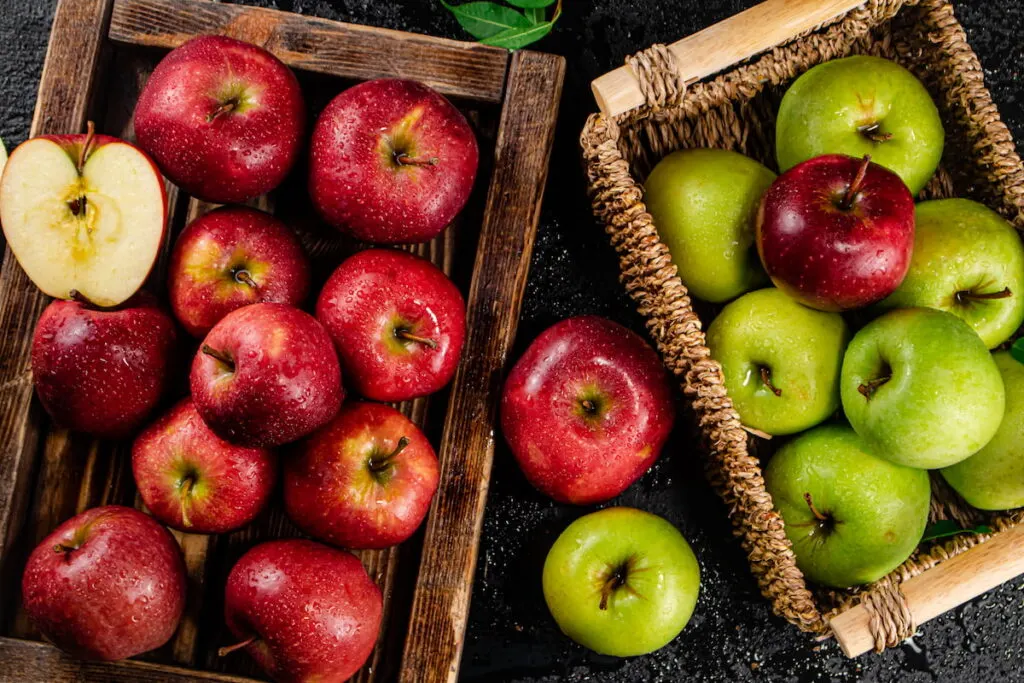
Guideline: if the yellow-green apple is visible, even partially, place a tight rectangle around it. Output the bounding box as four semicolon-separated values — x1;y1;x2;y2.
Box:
775;55;944;195
132;399;277;533
644;148;774;302
841;308;1004;469
315;249;465;402
284;401;439;549
21;505;186;660
501;316;675;504
309;79;478;244
190;303;343;447
764;423;930;588
169;206;311;338
877;199;1024;348
706;288;848;436
134;36;304;204
0;124;166;306
31;292;177;439
756;154;915;311
221;539;382;682
542;507;699;656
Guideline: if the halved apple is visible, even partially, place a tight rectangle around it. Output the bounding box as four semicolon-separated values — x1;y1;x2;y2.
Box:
0;125;166;306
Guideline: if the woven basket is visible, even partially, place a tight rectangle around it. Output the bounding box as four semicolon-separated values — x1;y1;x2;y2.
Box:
581;0;1024;653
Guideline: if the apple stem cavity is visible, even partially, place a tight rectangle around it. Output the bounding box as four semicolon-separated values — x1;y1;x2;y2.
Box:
232;268;258;289
956;287;1013;303
598;560;631;611
759;366;782;397
217;635;257;657
857;373;891;400
201;345;236;372
858;122;894;144
394;152;439;167
396;329;439;350
369;436;411;473
839;155;872;211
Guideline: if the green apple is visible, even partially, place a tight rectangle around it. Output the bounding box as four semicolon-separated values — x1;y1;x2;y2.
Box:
876;199;1024;349
706;288;848;435
776;55;944;195
644;148;774;303
942;352;1024;509
841;307;1004;469
764;423;931;588
542;507;699;657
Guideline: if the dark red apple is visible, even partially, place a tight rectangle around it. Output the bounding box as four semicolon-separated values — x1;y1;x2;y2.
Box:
315;249;465;402
284;401;439;549
21;505;186;661
132;399;277;533
309;78;478;244
501;316;675;505
191;303;343;447
31;291;177;439
134;35;305;204
221;539;382;682
756;154;915;311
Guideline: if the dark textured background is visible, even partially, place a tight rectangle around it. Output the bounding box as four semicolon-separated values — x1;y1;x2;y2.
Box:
4;1;1024;682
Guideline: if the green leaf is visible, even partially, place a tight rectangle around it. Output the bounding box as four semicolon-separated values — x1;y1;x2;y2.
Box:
920;520;992;542
506;0;556;8
524;7;545;23
440;1;531;40
480;0;561;49
1012;338;1024;365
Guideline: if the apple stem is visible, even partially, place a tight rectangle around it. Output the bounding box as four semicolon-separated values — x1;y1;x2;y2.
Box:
395;153;439;167
217;636;257;657
840;155;872;210
759;366;782;397
370;436;410;473
52;543;78;558
857;374;891;400
858;122;894;144
803;492;829;523
581;399;597;414
179;477;194;529
77;121;96;174
207;100;237;123
956;287;1012;303
233;269;258;289
598;564;629;611
396;329;439;350
201;345;236;372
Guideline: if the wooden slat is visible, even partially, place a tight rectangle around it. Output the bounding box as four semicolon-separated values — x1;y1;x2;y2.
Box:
398;49;565;683
108;0;510;103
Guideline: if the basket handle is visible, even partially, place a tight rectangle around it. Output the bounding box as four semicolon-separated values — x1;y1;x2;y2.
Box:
591;0;866;117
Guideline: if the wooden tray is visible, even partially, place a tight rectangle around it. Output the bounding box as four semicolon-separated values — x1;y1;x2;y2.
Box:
0;1;564;681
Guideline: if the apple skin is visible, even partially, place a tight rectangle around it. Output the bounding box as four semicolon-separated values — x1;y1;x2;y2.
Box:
132;399;277;533
644;148;775;302
21;505;186;661
841;307;1005;469
190;303;343;448
876;199;1024;349
316;249;466;402
542;507;699;657
284;402;439;549
501;316;675;505
31;292;177;439
169;206;311;338
223;539;382;683
134;35;305;204
776;55;944;195
764;423;930;589
309;78;479;244
756;154;915;312
706;288;848;436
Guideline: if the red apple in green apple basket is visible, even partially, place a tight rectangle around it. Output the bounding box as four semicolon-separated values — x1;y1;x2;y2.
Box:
501;316;675;504
169;206;311;338
31;292;177;439
0;123;166;306
134;35;305;204
756;154;915;312
315;249;465;402
309;78;479;244
220;539;382;682
190;303;343;448
132;399;277;533
21;505;186;661
284;401;439;549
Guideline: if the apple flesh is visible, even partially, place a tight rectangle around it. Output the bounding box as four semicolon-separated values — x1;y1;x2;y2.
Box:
0;136;7;176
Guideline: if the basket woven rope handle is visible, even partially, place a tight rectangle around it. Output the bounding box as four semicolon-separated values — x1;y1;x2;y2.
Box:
591;0;867;117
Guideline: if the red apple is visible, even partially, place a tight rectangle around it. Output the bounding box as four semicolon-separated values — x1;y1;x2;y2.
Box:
501;316;675;504
315;249;465;402
284;401;439;549
756;154;915;311
21;505;186;661
31;292;177;439
132;399;277;533
134;36;305;204
221;539;382;682
190;303;343;447
309;78;478;244
169;206;311;338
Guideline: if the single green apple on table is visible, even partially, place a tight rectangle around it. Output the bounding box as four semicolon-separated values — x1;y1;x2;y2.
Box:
706;288;849;435
764;423;931;589
644;148;775;303
542;507;699;657
776;55;944;195
876;199;1024;348
841;307;1005;469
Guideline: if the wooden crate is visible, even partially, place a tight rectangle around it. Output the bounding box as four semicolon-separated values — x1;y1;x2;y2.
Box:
0;0;565;681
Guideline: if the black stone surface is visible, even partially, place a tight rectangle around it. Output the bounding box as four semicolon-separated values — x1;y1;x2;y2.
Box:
3;1;1024;682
